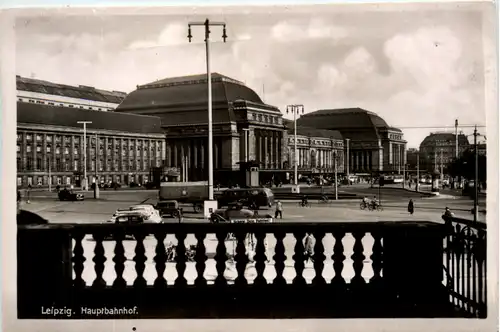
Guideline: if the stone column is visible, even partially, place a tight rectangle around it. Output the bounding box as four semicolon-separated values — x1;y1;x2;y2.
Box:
214;141;218;169
275;133;280;169
42;134;48;171
389;142;393;167
200;141;205;170
32;135;37;171
70;135;75;172
269;132;274;168
173;141;178;167
118;138;123;172
21;132;27;171
264;134;268;169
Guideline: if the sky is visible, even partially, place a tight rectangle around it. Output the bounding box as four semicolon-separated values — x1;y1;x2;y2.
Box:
14;4;493;148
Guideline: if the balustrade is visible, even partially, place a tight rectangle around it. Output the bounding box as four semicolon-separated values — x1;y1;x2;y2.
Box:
442;216;487;318
17;220;481;319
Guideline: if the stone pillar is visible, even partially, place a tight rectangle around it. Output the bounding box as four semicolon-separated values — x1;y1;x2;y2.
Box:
403;143;407;166
32;134;37;171
119;138;123;172
248;128;256;162
42;134;48;171
214;141;218;169
264;134;268;169
269;132;274;168
200;141;205;170
21;132;27;171
275;133;280;169
389;142;393;166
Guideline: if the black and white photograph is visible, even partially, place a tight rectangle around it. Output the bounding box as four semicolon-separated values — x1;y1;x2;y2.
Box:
1;1;497;331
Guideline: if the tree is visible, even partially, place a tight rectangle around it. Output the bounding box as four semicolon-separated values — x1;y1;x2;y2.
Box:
446;150;486;184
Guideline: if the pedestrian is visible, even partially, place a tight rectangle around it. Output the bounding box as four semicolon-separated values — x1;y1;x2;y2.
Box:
304;233;315;263
26;184;31;204
274;200;283;219
408;199;414;215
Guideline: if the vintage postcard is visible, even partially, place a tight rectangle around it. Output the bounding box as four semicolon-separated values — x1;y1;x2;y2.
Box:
1;2;497;332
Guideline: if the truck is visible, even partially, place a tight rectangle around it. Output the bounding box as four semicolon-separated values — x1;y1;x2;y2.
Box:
159;181;210;213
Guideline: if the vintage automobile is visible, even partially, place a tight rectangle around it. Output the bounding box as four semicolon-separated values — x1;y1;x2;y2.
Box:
155;200;183;219
209;203;273;223
58;188;84;201
108;204;162;223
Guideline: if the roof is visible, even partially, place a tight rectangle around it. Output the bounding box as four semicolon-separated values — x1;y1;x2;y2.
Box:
298;108;390;129
16;76;127;104
17;102;163;134
283;119;343;140
115;73;276;126
420;132;470;147
297;107;397;142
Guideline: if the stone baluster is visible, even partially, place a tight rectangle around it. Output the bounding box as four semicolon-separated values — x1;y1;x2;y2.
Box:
214;232;228;287
370;231;383;286
312;231;326;285
112;231;127;289
253;232;267;286
91;233;107;288
72;231;86;289
292;231;306;285
272;232;287;286
174;232;188;287
234;232;249;286
350;231;366;287
153;231;168;288
194;232;207;287
133;233;147;288
331;231;346;285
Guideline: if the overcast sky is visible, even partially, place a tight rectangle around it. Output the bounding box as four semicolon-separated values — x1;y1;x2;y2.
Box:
15;4;493;148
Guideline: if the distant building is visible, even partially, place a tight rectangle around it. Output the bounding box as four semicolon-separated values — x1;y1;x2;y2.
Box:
418;132;470;173
283;119;345;177
16;75;127;111
297;108;406;174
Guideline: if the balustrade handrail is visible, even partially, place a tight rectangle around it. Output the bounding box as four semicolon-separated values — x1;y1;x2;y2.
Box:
442;216;486;229
18;220;442;233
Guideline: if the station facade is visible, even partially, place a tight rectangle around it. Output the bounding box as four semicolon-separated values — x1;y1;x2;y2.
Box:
115;73;287;186
297;108;407;175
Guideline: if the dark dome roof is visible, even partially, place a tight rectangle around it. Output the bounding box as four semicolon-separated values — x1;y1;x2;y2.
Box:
298;107;391;130
283;119;343;140
296;107;401;143
420;132;470;148
116;73;264;111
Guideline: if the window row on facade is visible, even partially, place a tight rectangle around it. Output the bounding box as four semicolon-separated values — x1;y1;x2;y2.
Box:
17;156;162;172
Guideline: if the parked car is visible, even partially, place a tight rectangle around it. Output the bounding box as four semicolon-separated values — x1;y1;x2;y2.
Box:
58;188;84;201
155;200;183;218
210;204;273;223
108;204;162;223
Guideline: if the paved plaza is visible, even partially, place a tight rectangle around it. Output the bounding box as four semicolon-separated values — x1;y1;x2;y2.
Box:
21;190;486;286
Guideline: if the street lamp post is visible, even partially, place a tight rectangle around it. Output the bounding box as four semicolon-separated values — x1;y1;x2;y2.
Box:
345;138;350;185
188;19;227;201
473;126;479;222
333;150;338;200
94;133;99;199
416;150;420;192
77;121;92;191
286;104;304;186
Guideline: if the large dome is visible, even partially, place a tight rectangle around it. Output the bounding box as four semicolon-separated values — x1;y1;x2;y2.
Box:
298;108;391;130
116;73;264;111
297;107;399;142
114;73;276;126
